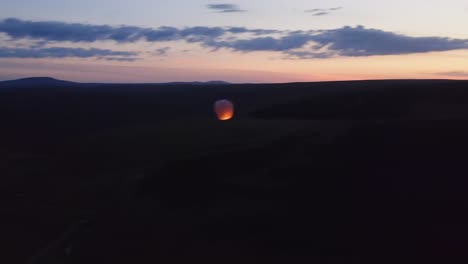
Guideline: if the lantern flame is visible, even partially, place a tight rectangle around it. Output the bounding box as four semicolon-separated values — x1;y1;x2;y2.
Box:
214;99;234;121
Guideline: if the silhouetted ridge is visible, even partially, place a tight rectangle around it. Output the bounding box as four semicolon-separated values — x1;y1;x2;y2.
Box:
0;77;232;87
0;77;78;87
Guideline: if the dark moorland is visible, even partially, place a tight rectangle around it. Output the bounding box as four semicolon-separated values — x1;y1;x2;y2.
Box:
2;78;468;263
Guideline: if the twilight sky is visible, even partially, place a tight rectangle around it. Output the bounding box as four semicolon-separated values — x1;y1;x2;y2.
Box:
1;0;468;83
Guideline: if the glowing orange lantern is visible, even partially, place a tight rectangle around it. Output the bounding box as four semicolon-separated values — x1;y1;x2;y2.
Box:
214;99;234;121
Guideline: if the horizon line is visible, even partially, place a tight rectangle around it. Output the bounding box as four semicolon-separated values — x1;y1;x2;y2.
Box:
0;76;466;85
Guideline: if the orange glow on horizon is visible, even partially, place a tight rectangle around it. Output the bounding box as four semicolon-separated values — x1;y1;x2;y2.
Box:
5;49;468;83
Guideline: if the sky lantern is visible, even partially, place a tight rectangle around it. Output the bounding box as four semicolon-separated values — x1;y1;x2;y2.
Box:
214;99;234;121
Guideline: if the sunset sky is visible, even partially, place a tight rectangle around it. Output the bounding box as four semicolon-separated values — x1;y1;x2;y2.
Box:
1;0;468;83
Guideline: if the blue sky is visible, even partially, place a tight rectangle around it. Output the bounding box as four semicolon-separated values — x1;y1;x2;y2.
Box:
3;0;467;36
1;1;468;82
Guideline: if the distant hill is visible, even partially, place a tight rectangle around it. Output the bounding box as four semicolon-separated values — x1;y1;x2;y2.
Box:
0;77;231;87
0;77;79;87
157;80;231;85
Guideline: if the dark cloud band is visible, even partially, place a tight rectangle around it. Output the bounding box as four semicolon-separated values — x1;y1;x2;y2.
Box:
202;26;468;58
0;18;272;43
1;18;468;59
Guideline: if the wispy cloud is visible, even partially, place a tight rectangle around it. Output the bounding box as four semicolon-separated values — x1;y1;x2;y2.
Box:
313;12;330;16
99;57;138;62
306;8;325;12
437;71;468;77
206;3;246;13
0;46;138;60
153;47;170;56
305;7;343;16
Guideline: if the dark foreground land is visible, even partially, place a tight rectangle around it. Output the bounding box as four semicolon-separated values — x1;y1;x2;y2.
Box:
2;78;468;263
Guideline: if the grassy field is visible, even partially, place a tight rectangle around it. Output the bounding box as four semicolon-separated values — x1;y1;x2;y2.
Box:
3;79;468;263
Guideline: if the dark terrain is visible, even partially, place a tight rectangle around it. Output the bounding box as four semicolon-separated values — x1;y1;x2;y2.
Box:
2;78;468;263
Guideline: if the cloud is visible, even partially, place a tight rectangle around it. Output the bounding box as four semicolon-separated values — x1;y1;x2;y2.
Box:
2;18;468;60
140;26;180;42
306;8;326;12
226;27;281;35
306;6;343;16
201;25;468;58
153;47;170;56
0;18;143;42
0;18;273;43
313;12;330;16
305;26;468;57
0;47;138;60
99;57;139;62
437;71;468;77
203;34;312;51
284;50;333;59
206;4;245;13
